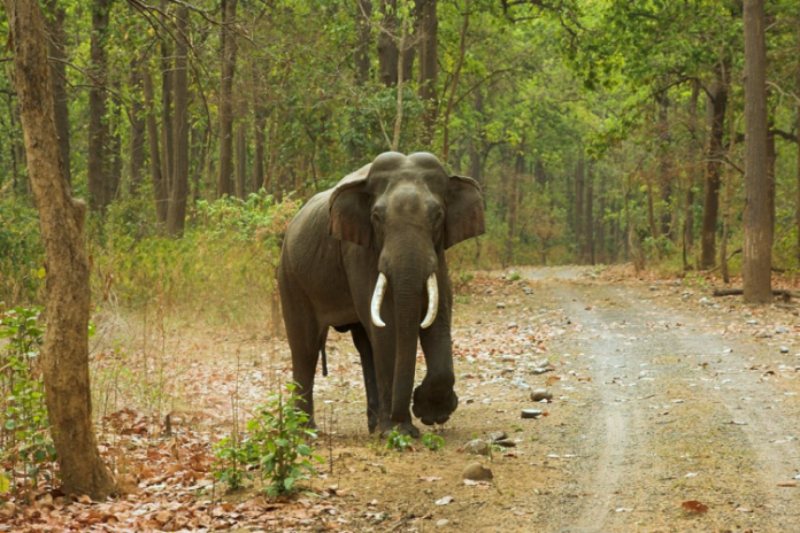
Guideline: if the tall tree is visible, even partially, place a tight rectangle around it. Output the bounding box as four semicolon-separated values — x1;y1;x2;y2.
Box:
142;68;168;224
87;0;113;212
742;0;772;302
44;0;70;185
700;60;729;269
167;5;190;235
218;0;237;197
4;0;116;498
417;0;437;143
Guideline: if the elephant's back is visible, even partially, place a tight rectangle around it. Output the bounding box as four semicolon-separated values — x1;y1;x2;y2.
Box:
280;190;354;322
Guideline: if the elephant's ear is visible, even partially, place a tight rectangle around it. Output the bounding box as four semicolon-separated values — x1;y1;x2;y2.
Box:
329;164;372;246
445;176;485;249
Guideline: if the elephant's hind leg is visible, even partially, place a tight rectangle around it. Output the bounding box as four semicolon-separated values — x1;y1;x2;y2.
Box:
279;281;324;427
350;324;379;433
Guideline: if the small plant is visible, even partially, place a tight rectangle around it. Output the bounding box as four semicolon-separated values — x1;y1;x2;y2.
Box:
385;428;414;452
212;435;251;491
212;383;321;497
507;270;521;282
0;306;56;495
421;433;445;452
247;383;321;497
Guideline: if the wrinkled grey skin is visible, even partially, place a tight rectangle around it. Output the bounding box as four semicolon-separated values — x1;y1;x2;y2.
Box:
277;152;485;437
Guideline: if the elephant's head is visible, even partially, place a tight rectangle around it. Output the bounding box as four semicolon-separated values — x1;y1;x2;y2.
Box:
328;151;484;428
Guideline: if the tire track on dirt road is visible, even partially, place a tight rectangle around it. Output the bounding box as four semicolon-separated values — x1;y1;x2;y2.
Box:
526;272;800;532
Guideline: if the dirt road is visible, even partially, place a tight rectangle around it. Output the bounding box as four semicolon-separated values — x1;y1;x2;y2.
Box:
316;266;800;532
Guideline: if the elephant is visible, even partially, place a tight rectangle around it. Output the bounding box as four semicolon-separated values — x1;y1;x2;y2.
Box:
277;151;484;437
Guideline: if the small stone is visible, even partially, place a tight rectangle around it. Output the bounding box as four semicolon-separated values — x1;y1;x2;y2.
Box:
488;431;507;442
699;297;711;306
780;346;790;354
530;389;553;402
436;519;450;527
463;462;493;481
463;439;490;455
435;495;454;506
746;319;759;325
496;302;506;309
776;326;790;334
521;408;543;419
649;285;658;291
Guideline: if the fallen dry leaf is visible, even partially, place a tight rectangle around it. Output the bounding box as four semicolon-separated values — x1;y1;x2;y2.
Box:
681;500;709;514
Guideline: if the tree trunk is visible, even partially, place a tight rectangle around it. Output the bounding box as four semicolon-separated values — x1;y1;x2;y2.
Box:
656;92;672;238
160;2;174;204
700;61;729;269
417;0;437;144
742;0;772;302
45;0;70;185
218;0;238;197
377;0;415;87
440;10;468;162
142;69;168;225
584;161;595;264
87;0;111;212
684;80;700;269
355;0;372;85
796;23;800;263
235;101;247;199
128;58;146;195
167;5;190;236
574;157;584;254
4;0;116;499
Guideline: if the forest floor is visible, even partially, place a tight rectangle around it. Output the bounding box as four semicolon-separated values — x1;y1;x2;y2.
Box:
4;265;800;532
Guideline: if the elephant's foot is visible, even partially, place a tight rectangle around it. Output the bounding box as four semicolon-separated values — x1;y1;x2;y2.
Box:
367;410;378;434
412;380;458;426
377;419;420;439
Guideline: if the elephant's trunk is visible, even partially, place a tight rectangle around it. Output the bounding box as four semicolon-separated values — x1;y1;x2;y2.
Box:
390;277;426;423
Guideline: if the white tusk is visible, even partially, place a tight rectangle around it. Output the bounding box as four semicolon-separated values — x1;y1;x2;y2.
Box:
420;273;439;329
371;273;388;328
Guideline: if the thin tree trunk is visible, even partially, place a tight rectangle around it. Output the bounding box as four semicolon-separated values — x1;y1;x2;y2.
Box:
684;80;700;269
218;0;237;197
584;162;595;264
128;59;146;195
167;5;190;236
377;0;414;88
235;103;247;198
742;0;772;302
441;10;469;162
160;2;174;205
417;0;437;144
87;0;111;212
657;92;673;238
575;157;584;254
4;0;116;498
700;61;729;269
143;69;168;225
45;0;70;185
391;21;409;151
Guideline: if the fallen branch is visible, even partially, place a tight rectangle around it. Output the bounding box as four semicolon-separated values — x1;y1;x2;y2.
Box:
712;288;798;300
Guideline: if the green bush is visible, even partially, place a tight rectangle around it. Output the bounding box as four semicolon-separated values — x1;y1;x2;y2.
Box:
213;383;321;497
93;191;299;325
0;198;43;305
0;306;56;496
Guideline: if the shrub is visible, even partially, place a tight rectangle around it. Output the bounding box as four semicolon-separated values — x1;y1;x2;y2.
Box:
213;383;321;497
0;306;56;496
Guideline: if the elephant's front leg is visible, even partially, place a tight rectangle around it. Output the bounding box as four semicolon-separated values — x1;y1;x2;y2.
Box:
369;327;420;438
413;306;458;426
351;324;379;433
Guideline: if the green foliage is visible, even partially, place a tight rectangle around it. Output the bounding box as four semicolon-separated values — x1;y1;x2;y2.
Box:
0;199;44;305
0;306;56;495
213;383;321;497
385;428;414;452
94;191;299;325
421;433;445;452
